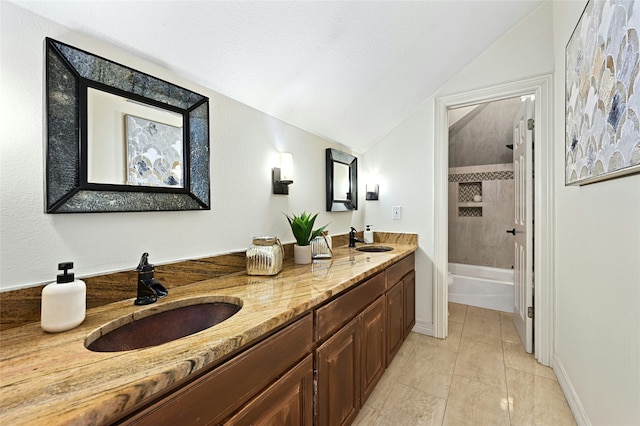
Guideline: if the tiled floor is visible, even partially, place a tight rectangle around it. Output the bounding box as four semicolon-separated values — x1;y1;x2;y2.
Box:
353;302;576;426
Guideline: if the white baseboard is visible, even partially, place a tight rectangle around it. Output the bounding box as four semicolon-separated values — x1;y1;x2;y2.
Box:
553;355;591;426
411;319;433;336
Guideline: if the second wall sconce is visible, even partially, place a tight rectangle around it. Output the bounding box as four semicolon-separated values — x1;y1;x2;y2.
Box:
366;184;379;200
273;152;294;195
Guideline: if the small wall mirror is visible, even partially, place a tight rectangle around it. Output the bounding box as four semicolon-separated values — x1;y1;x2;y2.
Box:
45;38;210;213
326;148;358;211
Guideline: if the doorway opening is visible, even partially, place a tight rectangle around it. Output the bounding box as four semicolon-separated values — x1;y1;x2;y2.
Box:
433;75;554;365
447;95;535;352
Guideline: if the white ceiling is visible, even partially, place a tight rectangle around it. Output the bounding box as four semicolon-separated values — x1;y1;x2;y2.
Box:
12;0;542;153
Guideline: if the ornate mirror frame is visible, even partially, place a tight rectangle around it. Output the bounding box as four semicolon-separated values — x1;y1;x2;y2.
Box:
45;38;210;213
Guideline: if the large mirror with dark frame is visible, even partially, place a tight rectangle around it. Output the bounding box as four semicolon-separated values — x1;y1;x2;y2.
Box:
326;148;357;211
45;38;210;213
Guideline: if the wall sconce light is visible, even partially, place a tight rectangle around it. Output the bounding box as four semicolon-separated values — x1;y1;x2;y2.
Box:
366;184;379;200
273;152;293;195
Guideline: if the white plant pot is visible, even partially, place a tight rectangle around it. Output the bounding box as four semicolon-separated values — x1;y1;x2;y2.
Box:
294;244;312;265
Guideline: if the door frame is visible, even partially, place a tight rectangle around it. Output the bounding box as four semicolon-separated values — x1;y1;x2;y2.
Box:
433;74;554;365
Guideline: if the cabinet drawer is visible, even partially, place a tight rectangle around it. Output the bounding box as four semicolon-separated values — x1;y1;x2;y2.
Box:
386;253;415;289
315;272;385;341
121;314;313;425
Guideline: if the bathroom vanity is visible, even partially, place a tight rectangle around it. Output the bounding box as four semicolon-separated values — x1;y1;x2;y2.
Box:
0;237;416;425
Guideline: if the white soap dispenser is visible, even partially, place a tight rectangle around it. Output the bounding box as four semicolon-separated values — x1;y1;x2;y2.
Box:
41;262;86;333
364;225;374;244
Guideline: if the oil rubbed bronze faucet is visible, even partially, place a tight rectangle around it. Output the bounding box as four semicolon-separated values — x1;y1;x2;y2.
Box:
134;253;168;305
349;227;365;248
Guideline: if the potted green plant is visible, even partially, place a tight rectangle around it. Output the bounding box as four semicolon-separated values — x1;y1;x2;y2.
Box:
285;212;328;264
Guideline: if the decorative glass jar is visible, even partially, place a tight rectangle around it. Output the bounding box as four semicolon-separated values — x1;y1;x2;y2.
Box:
246;237;283;276
311;231;332;259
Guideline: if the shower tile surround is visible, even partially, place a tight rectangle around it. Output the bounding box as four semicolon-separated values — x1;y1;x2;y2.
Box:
449;164;515;269
458;182;484;217
449;97;521;168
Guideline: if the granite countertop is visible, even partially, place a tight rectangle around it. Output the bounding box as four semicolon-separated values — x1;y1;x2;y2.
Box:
0;242;417;425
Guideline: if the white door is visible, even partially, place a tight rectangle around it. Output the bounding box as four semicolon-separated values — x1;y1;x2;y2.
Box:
512;97;534;353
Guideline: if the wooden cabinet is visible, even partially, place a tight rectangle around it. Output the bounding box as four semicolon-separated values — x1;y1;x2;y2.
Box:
118;253;414;426
315;316;361;426
315;295;386;425
314;273;385;342
386;280;404;365
118;314;313;425
224;355;313;426
315;255;415;425
360;296;386;405
386;254;416;366
314;273;386;425
386;253;414;291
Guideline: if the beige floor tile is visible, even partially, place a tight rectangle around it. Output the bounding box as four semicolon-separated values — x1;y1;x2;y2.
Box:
503;340;557;380
396;343;457;399
454;338;506;389
436;321;462;353
356;303;576;426
461;314;503;347
403;330;438;354
395;336;418;360
388;340;411;371
466;305;501;321
352;403;379;425
391;352;411;372
410;330;440;345
506;367;576;426
500;312;522;344
448;302;467;324
499;310;514;323
375;382;446;426
443;374;510;426
365;351;406;410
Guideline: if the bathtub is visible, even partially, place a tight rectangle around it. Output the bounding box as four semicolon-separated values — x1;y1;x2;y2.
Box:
448;263;514;313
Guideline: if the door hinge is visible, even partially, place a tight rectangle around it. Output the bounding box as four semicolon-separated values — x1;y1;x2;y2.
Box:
527;118;535;130
527;306;534;319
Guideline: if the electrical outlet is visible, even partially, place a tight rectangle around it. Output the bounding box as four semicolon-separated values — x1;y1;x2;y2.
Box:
392;206;402;220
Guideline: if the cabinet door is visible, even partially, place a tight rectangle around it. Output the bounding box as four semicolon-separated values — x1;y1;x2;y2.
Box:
360;296;385;406
386;281;404;366
224;355;313;426
403;271;416;339
315;316;360;426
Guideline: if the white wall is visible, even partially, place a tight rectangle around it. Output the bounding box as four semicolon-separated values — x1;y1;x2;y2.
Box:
551;2;640;424
363;100;435;334
0;2;363;290
364;1;554;336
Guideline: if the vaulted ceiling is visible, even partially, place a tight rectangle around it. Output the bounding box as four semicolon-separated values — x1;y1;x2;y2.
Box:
12;0;543;153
